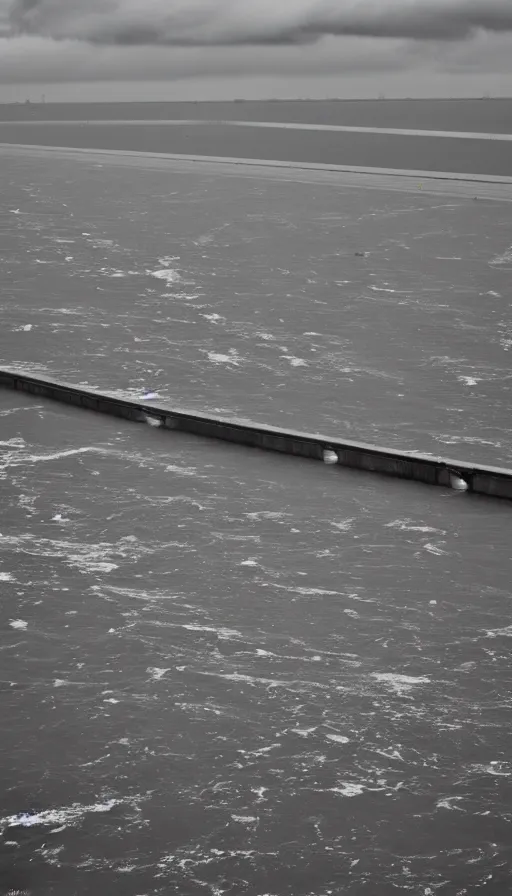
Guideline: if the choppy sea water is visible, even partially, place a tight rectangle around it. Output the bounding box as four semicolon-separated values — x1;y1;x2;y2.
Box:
1;390;512;895
1;151;512;465
1;143;512;894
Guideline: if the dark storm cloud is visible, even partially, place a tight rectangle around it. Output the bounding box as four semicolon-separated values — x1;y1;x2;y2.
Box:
0;33;421;84
7;0;512;46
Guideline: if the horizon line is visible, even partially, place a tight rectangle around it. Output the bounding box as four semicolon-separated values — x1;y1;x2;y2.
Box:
1;95;512;106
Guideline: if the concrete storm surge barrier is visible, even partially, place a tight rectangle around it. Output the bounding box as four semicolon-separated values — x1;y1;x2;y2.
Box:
1;368;511;501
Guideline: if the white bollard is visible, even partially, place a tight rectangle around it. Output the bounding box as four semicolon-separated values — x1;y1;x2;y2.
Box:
450;474;468;491
144;415;162;428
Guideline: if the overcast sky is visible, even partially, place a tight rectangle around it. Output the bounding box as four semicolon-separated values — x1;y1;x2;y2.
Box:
1;0;511;102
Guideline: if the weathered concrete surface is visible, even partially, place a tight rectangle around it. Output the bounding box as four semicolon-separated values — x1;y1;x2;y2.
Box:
1;368;511;501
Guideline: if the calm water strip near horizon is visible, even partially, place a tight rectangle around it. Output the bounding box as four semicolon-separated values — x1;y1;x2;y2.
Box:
2;97;512;134
2;122;512;176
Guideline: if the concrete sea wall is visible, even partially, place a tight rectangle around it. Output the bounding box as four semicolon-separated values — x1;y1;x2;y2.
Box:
1;368;511;501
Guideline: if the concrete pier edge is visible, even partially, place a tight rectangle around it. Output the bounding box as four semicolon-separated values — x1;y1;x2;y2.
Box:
1;368;511;501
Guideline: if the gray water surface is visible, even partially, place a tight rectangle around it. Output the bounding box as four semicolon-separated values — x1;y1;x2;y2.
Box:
2;151;511;465
1;122;512;896
1;391;512;894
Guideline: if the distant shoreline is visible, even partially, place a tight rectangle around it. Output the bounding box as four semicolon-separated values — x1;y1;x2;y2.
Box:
2;96;512;106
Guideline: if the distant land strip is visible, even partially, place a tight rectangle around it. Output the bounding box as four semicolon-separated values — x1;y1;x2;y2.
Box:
1;369;511;502
2;119;512;142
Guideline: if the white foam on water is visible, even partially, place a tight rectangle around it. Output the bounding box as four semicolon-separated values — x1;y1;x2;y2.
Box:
182;623;242;640
99;267;139;278
437;797;464;811
331;783;365;797
385;519;444;534
165;464;199;477
147;667;170;680
232;815;258;824
457;375;481;386
0;572;14;581
206;349;240;366
240;559;258;567
267;583;341;600
0;532;154;576
372;672;430;696
202;313;225;323
40;307;82;315
330;518;353;530
437;434;501;449
245;511;289;521
205;671;289;689
150;268;181;284
423;542;449;556
325;734;350;744
39;844;64;865
89;238;115;248
0;407;40;419
1;799;120;830
158;255;180;267
162;291;200;300
290;586;340;596
468;763;511;776
7;446;105;465
0;438;25;448
489;246;512;266
9;620;28;630
486;624;512;638
292;727;317;737
286;356;308;367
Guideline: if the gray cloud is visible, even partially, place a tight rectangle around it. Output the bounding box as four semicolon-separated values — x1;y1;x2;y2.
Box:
6;0;512;46
1;0;512;90
0;34;418;83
